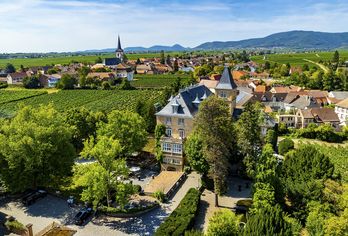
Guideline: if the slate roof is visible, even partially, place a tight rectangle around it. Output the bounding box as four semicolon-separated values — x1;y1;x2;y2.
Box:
329;91;348;100
156;84;212;118
290;95;320;110
103;58;121;66
216;67;237;90
251;92;287;103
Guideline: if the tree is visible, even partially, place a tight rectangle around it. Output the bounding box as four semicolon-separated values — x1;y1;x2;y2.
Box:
120;79;135;90
264;61;271;70
4;63;15;73
332;50;340;63
278;138;294;155
57;74;76;89
95;57;103;63
194;96;235;195
64;107;105;152
135;99;156;133
243;205;293;236
97;110;147;156
280;145;334;222
154;124;165;163
23;75;40;88
236;103;262;178
265;129;278;150
184;132;209;175
0;105;76;192
160;50;165;64
173;59;179;72
101;81;111;90
207;209;241;236
78;136;133;208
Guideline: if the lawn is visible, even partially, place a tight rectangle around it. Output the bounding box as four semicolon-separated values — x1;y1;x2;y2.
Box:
0;89;163;117
251;51;348;66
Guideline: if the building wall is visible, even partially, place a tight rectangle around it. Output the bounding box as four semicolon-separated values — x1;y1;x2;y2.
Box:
335;106;348;126
215;88;238;115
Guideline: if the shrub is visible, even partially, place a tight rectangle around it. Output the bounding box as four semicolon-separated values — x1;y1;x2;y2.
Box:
0;82;8;89
155;188;200;236
278;138;294;155
207;209;241;236
5;219;25;232
133;185;142;194
153;190;165;203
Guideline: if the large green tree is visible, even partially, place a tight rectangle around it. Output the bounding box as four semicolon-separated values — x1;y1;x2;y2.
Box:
194;96;235;195
207;209;241;236
97;110;147;156
77;136;133;208
184;132;209;175
0;105;76;192
236;103;262;178
57;74;77;89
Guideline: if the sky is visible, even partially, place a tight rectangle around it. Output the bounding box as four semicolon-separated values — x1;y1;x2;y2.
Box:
0;0;348;52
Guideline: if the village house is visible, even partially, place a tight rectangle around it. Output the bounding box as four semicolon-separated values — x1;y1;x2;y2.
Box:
136;64;155;74
87;72;116;81
156;66;238;171
295;108;340;129
116;63;134;81
6;72;28;84
335;98;348;126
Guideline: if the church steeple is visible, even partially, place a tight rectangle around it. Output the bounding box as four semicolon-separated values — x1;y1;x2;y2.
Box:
115;34;124;61
117;35;122;51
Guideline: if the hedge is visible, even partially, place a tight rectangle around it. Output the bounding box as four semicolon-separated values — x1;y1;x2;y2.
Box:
155;188;200;236
278;138;294;155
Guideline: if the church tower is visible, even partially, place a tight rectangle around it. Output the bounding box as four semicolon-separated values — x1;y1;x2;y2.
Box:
215;66;239;115
115;35;124;62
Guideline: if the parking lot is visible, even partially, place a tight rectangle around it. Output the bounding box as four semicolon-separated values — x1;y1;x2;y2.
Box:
0;172;201;236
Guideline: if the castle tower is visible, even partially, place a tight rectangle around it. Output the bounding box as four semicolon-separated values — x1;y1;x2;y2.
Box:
115;35;124;62
215;66;239;115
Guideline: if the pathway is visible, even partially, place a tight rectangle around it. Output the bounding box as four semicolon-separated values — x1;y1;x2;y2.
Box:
303;59;329;73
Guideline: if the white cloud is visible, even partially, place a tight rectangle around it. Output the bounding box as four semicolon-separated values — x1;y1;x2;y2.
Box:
0;0;347;52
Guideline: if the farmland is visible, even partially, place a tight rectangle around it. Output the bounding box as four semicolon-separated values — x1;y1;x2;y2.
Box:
251;51;348;66
0;90;47;105
0;89;163;117
0;52;182;69
131;74;191;88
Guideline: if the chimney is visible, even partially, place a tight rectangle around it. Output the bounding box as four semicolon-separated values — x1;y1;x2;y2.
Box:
26;223;33;236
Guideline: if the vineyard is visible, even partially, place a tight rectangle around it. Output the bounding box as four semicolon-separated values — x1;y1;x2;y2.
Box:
0;89;163;117
0;90;47;105
131;74;191;88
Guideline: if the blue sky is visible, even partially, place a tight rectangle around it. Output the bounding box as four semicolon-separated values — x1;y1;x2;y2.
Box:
0;0;347;52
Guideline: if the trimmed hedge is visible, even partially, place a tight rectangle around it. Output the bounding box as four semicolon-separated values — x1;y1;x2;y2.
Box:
155;188;200;236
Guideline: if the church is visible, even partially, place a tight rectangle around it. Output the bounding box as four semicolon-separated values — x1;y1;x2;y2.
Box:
103;35;134;81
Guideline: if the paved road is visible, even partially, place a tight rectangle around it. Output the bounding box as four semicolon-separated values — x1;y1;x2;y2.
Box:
0;172;201;236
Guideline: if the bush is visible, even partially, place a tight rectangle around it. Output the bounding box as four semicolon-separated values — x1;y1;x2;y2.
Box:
0;82;8;89
278;138;294;155
134;185;142;194
153;190;165;203
155;188;200;236
5;219;25;232
293;124;346;143
207;209;241;236
99;202;159;215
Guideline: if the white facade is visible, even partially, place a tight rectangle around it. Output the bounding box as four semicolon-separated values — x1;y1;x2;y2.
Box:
335;105;348;126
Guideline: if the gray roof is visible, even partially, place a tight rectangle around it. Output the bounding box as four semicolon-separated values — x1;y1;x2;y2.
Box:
290;95;320;110
216;67;237;90
329;91;348;100
156;84;212;118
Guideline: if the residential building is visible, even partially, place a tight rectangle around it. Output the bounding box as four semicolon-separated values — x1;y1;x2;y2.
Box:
277;114;297;128
296;108;340;128
116;63;134;81
7;72;27;84
335;98;348;126
155;66;238;171
87;72;116;81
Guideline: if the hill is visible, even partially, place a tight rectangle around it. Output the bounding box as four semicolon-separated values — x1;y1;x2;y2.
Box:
195;31;348;50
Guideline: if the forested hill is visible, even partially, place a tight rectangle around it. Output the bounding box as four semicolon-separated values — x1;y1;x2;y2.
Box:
195;31;348;50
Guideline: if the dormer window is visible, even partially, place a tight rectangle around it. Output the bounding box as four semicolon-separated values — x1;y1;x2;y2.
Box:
192;94;201;105
219;91;227;99
171;98;180;114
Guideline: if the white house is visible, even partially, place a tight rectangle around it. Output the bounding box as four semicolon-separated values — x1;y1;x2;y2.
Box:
335;98;348;126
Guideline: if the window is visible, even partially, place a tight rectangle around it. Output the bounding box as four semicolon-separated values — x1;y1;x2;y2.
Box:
173;144;182;154
179;129;185;139
172;159;181;165
162;143;172;152
165;117;172;124
178;118;185;126
219;91;227;98
165;128;172;137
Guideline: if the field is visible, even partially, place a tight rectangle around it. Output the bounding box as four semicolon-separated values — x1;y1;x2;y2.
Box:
0;90;47;105
0;52;182;69
251;51;348;66
131;74;191;88
0;89;163;117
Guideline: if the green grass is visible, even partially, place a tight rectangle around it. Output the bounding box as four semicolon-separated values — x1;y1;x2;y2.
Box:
0;52;182;69
131;74;191;88
0;89;163;117
251;51;348;67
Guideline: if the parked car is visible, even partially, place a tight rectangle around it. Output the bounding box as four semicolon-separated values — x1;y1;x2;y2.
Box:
73;208;93;226
21;190;47;206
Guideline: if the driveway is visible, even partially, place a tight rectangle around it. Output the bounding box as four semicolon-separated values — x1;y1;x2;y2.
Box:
0;172;201;236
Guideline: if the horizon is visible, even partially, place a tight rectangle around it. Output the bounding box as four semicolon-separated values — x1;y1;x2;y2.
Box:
1;0;348;53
